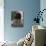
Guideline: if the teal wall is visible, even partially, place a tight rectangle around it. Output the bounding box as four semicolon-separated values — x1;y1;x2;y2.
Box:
40;0;46;27
4;0;40;42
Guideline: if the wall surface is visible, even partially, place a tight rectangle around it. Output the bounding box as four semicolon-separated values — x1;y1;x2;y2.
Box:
4;0;40;42
40;0;46;27
0;0;4;42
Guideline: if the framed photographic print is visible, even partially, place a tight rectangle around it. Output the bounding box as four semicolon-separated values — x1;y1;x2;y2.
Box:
11;10;24;27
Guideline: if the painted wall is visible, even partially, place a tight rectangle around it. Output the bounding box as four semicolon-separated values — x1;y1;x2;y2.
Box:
0;0;4;42
4;0;40;42
40;0;46;27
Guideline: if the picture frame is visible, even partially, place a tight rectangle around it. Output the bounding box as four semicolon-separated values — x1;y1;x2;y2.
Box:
11;10;24;27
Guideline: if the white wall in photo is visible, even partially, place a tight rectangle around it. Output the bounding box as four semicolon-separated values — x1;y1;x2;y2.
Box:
0;0;4;42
